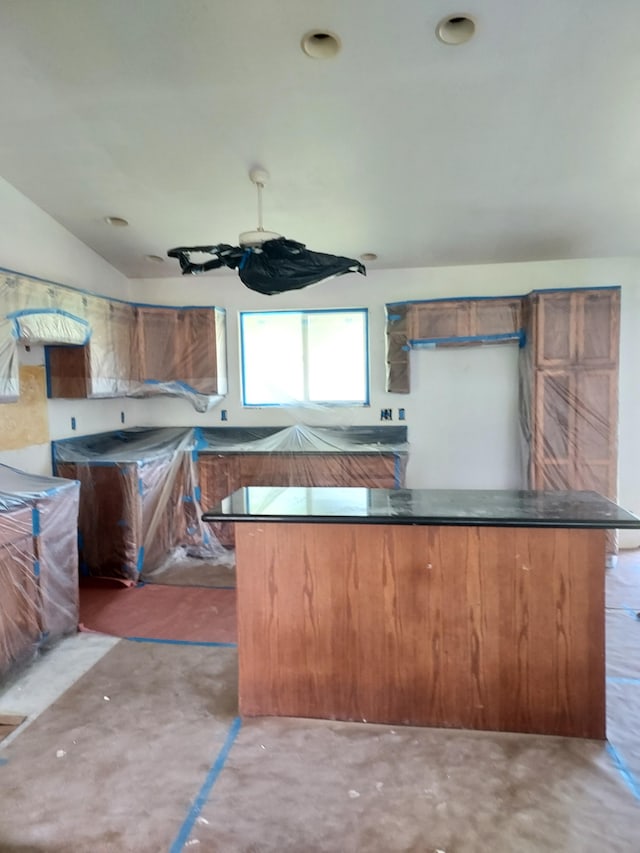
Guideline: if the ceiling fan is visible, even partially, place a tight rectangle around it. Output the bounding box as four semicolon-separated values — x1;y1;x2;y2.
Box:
167;168;366;295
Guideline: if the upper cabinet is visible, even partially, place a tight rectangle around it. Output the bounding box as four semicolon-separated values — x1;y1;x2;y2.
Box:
47;302;227;400
136;306;227;395
47;300;136;398
531;289;620;369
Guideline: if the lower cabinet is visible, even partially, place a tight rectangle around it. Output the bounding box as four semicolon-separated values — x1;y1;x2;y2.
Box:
0;511;40;676
56;452;197;583
198;452;406;548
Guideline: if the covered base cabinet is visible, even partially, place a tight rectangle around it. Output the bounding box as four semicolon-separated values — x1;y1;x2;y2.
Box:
204;487;640;739
0;467;80;678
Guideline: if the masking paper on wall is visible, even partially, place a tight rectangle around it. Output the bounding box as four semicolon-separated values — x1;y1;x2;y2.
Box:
0;365;49;449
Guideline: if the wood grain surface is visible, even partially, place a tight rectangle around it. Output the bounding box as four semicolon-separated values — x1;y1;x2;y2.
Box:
236;522;605;738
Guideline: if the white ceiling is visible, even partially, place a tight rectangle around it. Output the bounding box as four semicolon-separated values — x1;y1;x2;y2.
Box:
1;0;639;279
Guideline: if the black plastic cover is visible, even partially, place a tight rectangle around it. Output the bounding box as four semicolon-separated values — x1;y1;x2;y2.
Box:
167;237;366;294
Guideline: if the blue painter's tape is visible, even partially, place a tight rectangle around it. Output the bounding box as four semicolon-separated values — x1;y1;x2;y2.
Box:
193;427;206;451
606;676;640;685
169;716;242;853
606;742;640;800
125;637;237;648
194;486;201;502
33;560;40;578
31;508;40;537
386;313;402;321
138;478;144;496
187;525;196;535
410;331;521;348
191;449;198;461
136;547;145;572
182;495;194;503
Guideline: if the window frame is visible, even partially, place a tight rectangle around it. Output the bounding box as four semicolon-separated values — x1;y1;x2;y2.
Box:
239;308;370;407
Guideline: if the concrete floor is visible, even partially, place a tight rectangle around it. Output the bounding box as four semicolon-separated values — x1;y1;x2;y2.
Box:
0;553;638;853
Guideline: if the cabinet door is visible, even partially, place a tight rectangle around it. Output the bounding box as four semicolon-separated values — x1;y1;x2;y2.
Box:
0;533;40;675
576;289;620;367
108;301;138;392
182;308;225;395
409;301;471;341
137;307;180;383
533;292;574;367
532;370;574;490
46;344;90;398
470;297;523;338
572;369;618;497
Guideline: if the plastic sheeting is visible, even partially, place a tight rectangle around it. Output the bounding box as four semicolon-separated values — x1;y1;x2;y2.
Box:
385;287;620;554
52;425;409;582
168;237;366;294
0;464;80;679
9;309;90;346
0;269;226;412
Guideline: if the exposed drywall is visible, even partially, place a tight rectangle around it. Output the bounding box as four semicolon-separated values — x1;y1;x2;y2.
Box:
0;365;49;449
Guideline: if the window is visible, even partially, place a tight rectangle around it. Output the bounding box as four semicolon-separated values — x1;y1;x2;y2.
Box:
240;309;369;406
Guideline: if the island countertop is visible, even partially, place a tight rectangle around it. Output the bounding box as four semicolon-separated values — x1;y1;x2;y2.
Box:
202;486;640;529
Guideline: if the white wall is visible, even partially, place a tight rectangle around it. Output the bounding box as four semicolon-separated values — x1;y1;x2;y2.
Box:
132;255;640;546
0;178;138;474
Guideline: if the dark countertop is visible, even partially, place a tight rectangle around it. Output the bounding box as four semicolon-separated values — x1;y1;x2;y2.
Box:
202;486;640;529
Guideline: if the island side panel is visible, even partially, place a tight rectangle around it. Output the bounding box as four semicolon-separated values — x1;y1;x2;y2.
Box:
235;522;605;738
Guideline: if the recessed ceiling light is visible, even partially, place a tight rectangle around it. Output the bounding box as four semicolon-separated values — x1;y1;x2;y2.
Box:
104;216;129;226
436;14;476;45
301;30;342;59
144;254;165;263
360;252;378;262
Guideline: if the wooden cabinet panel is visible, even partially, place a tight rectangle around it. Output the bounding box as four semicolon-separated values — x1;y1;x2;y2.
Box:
533;289;619;368
182;308;227;395
535;371;573;466
0;530;39;676
533;291;574;367
409;301;471;341
236;522;606;738
577;289;620;366
470;297;523;337
137;306;181;383
47;300;137;398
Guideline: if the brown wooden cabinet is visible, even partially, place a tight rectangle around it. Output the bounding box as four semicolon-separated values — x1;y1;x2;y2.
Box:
526;289;620;500
57;451;196;583
47;300;137;398
137;305;227;393
47;301;226;400
0;508;40;677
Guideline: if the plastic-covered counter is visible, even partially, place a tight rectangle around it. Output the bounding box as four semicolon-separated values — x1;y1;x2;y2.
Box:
203;485;640;739
52;425;408;583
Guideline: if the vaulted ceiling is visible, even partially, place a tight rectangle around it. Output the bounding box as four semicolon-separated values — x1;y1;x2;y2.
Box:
1;0;638;278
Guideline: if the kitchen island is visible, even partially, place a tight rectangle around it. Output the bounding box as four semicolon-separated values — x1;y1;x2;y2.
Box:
202;487;640;738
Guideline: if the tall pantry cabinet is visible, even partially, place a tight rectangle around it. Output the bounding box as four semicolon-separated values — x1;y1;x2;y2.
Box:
521;288;620;501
